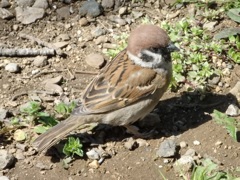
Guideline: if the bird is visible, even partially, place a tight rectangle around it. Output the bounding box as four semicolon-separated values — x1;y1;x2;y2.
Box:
32;24;179;153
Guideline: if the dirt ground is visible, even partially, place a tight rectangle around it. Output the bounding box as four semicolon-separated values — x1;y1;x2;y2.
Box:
0;0;240;180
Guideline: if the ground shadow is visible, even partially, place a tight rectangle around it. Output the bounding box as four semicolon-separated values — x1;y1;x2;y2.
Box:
45;91;239;160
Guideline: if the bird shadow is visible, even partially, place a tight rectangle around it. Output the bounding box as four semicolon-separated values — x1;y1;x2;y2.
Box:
46;91;239;162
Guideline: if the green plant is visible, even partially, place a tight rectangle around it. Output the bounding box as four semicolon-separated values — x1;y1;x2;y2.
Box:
55;101;76;118
191;158;240;180
12;101;58;134
63;137;84;157
211;110;238;142
161;19;218;90
105;33;128;58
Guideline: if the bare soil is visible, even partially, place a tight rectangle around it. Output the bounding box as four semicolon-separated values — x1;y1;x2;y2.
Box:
0;1;239;180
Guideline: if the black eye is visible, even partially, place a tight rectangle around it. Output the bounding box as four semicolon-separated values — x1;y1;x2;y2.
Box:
149;47;163;54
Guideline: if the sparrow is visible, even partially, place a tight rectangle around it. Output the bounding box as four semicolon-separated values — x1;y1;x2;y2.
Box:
32;24;179;153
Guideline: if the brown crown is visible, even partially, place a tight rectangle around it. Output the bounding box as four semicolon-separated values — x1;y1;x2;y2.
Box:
127;24;170;55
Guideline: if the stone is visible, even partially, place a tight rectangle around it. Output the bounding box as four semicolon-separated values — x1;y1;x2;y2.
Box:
32;0;48;9
95;36;107;45
173;155;194;173
179;141;187;148
91;27;106;38
124;137;138;150
56;6;70;20
15;149;25;160
208;74;220;85
79;0;103;18
86;149;100;160
56;34;70;41
15;7;45;24
136;139;149;147
101;0;114;9
12;24;19;31
184;148;196;157
85;53;105;69
15;0;34;7
53;41;69;49
16;143;27;151
0;150;15;170
229;81;240;102
88;160;99;169
225;104;239;116
79;17;88;26
203;21;217;31
5;63;20;73
0;108;8;121
118;7;127;15
0;176;9;180
42;76;63;85
45;83;63;94
108;15;126;25
0;8;14;19
33;56;48;67
157;139;176;158
1;0;11;8
193;140;200;146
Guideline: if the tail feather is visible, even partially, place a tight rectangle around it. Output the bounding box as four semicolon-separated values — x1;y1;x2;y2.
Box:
32;116;88;153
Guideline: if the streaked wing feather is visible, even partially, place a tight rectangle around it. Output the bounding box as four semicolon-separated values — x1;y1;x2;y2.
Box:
76;49;161;114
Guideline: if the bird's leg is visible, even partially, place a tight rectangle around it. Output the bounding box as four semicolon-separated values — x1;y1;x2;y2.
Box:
124;125;156;138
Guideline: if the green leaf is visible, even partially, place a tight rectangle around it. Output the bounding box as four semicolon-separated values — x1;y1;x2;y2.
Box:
227;8;240;23
14;129;26;141
213;28;240;40
211;110;238;141
63;137;83;157
34;125;50;134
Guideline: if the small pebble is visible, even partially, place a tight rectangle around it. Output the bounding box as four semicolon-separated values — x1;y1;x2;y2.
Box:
215;141;222;147
85;53;105;69
33;56;48;67
5;63;20;73
124;137;138;150
86;149;100;160
184;148;196;157
225;104;239;116
0;176;9;180
79;17;88;26
88;160;99;169
163;159;169;164
193;140;200;146
179;141;187;148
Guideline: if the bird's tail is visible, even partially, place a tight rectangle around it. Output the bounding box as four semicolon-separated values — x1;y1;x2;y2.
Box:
32;115;94;153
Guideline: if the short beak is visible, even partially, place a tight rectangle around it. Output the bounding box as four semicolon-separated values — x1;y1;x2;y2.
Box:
167;42;180;52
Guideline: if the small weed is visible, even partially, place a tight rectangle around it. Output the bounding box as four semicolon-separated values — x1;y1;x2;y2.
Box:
105;33;128;59
63;137;84;157
55;101;76;118
190;158;239;180
211;110;238;142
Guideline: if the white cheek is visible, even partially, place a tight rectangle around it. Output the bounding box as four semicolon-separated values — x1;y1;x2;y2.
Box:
127;50;163;68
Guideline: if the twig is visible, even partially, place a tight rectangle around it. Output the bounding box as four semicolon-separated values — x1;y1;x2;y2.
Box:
18;33;63;56
75;70;98;75
67;68;75;80
0;48;55;57
11;90;58;101
33;70;67;78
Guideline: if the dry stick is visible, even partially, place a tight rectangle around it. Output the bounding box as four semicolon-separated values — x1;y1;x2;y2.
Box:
11;90;58;101
18;33;63;56
0;48;55;57
33;70;66;78
75;70;98;75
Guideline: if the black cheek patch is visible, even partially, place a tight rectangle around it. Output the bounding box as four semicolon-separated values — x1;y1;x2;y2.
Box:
141;53;154;62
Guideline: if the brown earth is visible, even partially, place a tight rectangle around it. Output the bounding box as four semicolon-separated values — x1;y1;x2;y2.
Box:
0;1;240;180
